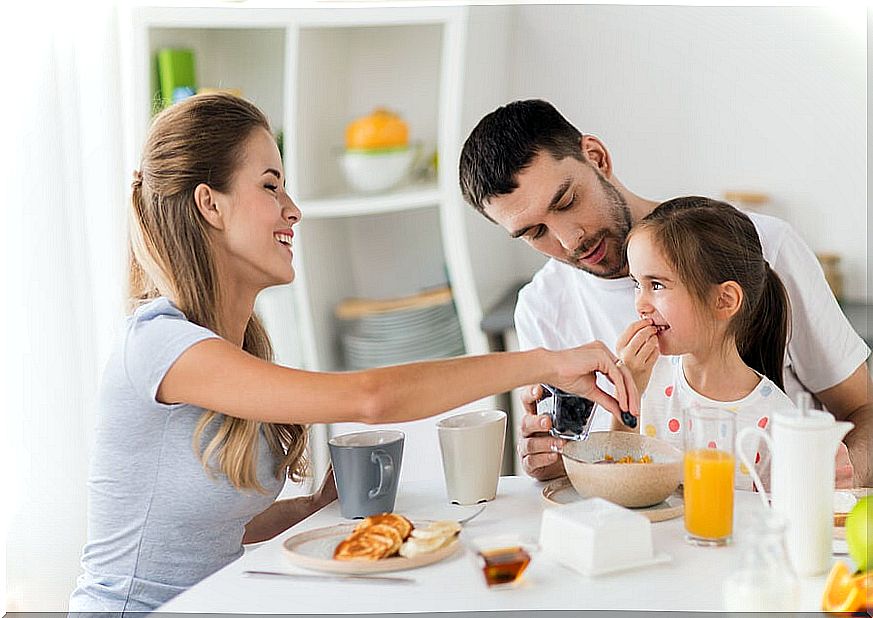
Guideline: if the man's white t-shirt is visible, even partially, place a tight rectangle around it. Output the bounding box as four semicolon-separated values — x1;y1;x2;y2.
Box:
642;355;793;491
514;211;869;433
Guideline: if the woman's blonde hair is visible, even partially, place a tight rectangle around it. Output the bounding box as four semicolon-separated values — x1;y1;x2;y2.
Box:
129;93;307;491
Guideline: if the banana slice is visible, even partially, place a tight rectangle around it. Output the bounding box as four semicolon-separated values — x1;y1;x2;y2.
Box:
398;540;423;559
410;520;461;540
429;520;462;535
399;534;452;558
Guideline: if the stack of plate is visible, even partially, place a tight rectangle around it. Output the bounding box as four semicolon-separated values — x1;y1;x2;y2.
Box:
337;288;466;370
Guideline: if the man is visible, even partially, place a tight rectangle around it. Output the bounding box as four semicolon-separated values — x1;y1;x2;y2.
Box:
459;99;871;486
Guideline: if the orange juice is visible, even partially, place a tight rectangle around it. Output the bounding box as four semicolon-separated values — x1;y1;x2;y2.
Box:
684;448;735;541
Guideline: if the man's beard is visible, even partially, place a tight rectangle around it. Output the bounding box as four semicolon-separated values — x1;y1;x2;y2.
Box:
567;172;633;279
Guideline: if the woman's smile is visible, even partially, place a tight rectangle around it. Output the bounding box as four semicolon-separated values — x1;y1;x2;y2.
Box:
274;229;293;257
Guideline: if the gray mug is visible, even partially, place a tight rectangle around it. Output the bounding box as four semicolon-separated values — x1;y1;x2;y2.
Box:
328;430;405;519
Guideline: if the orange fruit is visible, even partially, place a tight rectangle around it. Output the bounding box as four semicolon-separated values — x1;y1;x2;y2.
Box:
822;561;870;613
345;108;409;151
855;571;872;611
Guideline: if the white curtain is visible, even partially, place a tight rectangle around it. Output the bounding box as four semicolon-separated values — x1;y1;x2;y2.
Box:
1;1;127;610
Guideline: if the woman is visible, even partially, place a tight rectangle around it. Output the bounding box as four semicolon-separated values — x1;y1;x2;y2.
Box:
69;93;638;613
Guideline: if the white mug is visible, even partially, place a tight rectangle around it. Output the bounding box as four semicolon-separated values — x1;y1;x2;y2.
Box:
437;409;507;505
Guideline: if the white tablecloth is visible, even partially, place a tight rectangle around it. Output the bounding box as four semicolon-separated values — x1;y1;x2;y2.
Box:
158;476;834;614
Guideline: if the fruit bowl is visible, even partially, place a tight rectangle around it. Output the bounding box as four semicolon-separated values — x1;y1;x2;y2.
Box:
562;431;682;508
340;148;413;193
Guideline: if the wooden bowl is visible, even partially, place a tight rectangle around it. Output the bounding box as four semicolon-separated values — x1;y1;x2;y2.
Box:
562;431;682;508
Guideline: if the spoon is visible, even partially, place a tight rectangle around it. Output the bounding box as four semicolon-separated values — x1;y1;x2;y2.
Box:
456;504;487;525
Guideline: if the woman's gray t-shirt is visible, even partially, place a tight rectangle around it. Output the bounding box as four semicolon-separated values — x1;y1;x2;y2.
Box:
69;297;284;613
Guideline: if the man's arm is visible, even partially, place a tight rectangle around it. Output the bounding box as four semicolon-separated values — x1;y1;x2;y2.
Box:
755;215;870;484
816;362;872;487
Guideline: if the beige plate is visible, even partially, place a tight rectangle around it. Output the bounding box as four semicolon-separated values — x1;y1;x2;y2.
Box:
542;477;684;523
833;487;871;540
282;521;461;575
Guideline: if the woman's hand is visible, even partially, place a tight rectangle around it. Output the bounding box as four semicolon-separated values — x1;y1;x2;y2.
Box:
515;341;640;481
616;318;660;394
549;340;641;423
311;464;338;510
242;465;338;544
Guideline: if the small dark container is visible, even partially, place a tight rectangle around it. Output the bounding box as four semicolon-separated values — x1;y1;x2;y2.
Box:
536;384;597;441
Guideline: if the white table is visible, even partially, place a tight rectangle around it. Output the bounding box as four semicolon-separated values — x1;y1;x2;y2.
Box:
158;476;834;614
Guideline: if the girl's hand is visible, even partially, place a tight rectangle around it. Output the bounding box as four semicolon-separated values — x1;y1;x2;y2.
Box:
616;318;660;394
550;340;641;424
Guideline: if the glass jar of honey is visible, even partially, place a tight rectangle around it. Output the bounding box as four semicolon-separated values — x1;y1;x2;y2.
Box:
469;535;533;588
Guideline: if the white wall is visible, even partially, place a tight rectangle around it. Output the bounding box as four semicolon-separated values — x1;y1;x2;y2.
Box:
462;6;546;316
498;4;867;301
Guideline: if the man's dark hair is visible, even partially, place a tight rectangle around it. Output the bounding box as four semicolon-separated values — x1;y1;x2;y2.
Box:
458;99;584;220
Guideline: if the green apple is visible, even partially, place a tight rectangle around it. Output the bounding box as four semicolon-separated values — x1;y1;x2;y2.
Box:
846;495;872;572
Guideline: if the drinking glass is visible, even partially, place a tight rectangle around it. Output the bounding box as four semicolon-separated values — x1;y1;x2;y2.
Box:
683;407;736;546
536;384;597;441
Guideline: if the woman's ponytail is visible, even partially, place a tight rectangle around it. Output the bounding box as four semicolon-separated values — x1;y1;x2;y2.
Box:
737;263;791;391
127;171;157;308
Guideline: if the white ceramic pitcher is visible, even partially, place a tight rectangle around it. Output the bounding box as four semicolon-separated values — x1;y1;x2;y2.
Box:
736;404;852;577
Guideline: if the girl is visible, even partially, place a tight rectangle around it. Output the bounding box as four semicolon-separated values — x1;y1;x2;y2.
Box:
613;196;793;489
69;93;638;613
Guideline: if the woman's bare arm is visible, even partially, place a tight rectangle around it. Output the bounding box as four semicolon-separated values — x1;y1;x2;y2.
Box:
157;338;638;426
242;467;338;544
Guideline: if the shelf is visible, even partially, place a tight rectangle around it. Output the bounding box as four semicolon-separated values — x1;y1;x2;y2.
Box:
145;27;286;130
298;184;440;219
293;24;442;198
480;280;527;335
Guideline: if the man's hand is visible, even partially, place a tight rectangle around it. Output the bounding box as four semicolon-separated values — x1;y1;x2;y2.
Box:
516;384;567;481
616;317;660;394
816;363;872;487
835;441;854;489
516;341;640;481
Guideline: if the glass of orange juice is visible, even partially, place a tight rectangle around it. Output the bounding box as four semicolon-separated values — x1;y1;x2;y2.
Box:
683;407;736;546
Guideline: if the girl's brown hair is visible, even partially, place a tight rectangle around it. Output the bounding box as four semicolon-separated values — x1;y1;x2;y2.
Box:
129;93;307;491
630;196;791;391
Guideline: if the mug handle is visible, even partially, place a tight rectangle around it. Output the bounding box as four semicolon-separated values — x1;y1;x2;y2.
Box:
735;426;774;499
368;449;394;499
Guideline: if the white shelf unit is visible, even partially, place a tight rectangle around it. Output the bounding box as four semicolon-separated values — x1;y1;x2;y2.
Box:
121;5;494;491
299;184;441;219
